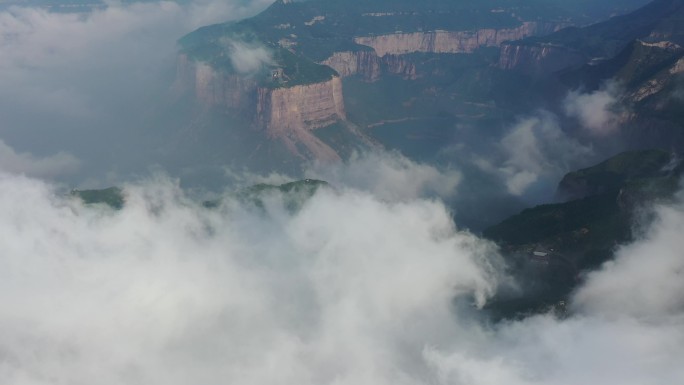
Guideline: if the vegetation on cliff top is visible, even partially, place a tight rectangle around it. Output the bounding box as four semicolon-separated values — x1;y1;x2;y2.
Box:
71;187;125;209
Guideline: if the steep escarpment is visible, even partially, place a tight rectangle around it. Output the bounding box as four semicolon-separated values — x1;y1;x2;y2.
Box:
321;50;382;81
320;50;417;80
180;58;346;136
498;43;586;74
177;54;346;160
257;76;346;137
354;22;562;57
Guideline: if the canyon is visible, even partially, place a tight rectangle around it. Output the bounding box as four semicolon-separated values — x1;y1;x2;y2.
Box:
178;21;568;161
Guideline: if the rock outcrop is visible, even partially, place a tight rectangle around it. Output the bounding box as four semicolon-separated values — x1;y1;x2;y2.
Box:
177;54;345;161
354;22;561;57
257;76;346;137
320;50;417;81
498;43;586;74
321;50;382;81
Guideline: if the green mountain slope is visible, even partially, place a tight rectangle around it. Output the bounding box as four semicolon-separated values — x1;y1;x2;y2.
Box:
483;149;681;319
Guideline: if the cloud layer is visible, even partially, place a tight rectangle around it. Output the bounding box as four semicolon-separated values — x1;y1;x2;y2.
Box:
0;173;497;384
0;171;683;384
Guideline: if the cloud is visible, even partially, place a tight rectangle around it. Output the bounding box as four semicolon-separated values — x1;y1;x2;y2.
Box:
2;171;684;384
225;39;274;74
564;82;624;136
573;197;684;318
0;139;79;177
0;173;498;384
0;0;273;182
487;112;593;196
305;151;462;201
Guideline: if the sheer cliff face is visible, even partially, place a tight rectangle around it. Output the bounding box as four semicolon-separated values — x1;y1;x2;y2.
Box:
353;22;560;57
325;22;561;79
321;51;382;81
178;54;345;137
256;77;345;161
320;51;417;81
258;76;346;137
498;44;586;74
177;55;345;161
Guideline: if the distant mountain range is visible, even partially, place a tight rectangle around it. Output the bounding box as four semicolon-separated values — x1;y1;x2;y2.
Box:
171;0;655;168
501;0;684;148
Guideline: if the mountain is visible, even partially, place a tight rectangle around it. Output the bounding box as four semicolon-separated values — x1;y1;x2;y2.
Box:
562;38;684;148
497;0;684;152
71;187;125;209
500;0;684;73
72;180;329;211
172;0;650;169
483;149;681;319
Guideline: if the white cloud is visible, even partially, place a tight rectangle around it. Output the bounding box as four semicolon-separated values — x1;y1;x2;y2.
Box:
0;139;79;177
573;198;684;318
0;173;498;384
564;82;624;136
494;112;593;196
305;151;462;201
1;172;684;384
225;39;274;74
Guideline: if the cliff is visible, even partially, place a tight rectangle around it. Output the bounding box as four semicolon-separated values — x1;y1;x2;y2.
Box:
319;22;560;82
257;76;346;137
321;50;382;81
498;43;586;74
177;54;345;161
320;50;417;81
353;22;561;57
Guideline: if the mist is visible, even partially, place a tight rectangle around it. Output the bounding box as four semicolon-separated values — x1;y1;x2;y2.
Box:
0;0;273;185
1;169;683;384
564;81;625;137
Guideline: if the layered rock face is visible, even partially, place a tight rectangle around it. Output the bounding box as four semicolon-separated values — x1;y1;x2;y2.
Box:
354;22;560;57
320;51;417;80
498;43;586;74
178;54;345;137
321;51;382;81
177;55;346;161
257;76;346;137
